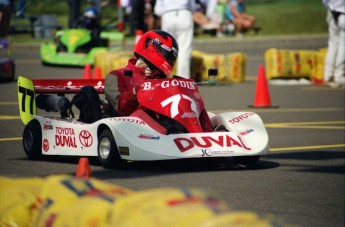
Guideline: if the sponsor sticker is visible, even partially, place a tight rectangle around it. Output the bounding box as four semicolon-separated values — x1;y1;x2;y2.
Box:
138;134;160;140
228;112;255;124
79;130;93;147
43;138;49;152
201;149;234;156
110;118;146;125
119;146;129;156
240;128;254;136
174;135;251;152
55;127;77;148
181;112;197;118
43;124;53;130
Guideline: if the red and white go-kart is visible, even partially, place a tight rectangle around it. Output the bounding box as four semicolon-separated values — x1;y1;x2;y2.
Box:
17;70;269;168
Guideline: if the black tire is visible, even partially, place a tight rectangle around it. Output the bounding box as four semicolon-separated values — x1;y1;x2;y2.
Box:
97;129;125;169
233;155;260;167
10;62;15;81
23;120;42;160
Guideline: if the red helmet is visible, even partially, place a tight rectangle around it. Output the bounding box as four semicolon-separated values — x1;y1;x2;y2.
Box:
134;30;179;77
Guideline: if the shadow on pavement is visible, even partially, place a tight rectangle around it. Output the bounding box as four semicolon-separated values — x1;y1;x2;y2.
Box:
91;158;280;180
264;150;345;175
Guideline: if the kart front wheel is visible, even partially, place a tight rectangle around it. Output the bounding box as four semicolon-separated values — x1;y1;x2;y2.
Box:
98;129;125;169
233;155;260;167
23;120;42;160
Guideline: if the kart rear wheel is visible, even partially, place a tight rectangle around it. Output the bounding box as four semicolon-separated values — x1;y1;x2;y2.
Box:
98;129;125;169
233;155;260;167
23;120;42;160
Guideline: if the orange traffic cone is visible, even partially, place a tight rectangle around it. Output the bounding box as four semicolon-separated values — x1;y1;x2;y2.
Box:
82;64;92;79
76;157;91;179
93;66;102;79
249;65;278;108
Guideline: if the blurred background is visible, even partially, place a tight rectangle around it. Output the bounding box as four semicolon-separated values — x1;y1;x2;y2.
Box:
8;0;328;42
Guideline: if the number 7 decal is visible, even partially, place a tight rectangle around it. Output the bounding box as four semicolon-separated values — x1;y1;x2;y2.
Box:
161;94;200;118
161;94;181;118
18;86;35;114
17;76;36;125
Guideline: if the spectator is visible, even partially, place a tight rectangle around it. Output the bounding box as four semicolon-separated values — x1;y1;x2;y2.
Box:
15;0;25;18
130;0;146;36
155;0;196;79
225;0;258;36
0;0;11;37
120;0;157;34
203;0;225;37
81;6;102;46
145;0;160;31
193;0;218;32
216;0;235;35
193;12;218;30
323;0;345;88
118;0;131;31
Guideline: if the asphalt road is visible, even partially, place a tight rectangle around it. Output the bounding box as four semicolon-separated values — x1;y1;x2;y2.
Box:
0;35;344;227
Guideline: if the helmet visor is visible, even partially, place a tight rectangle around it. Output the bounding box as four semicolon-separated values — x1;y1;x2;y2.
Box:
145;37;178;67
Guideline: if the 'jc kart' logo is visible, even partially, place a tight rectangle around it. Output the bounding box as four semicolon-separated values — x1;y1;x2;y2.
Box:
201;149;212;156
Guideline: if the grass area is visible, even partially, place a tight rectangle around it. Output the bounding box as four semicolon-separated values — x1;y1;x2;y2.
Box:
9;0;327;43
246;0;327;35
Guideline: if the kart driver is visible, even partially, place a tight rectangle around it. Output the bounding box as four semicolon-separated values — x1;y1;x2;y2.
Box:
81;7;102;47
104;30;213;133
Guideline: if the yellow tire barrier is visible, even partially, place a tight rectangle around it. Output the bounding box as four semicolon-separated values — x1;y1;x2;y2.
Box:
94;51;134;79
191;50;246;82
0;176;44;227
265;48;317;79
1;175;285;227
109;187;228;226
94;50;246;83
310;48;327;84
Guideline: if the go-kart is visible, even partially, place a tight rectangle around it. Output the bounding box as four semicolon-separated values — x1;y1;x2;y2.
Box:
40;28;124;67
17;70;269;168
0;38;15;82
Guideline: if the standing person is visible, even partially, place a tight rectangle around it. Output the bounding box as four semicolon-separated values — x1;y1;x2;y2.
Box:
15;0;25;17
145;0;159;31
201;0;224;37
130;0;146;36
192;0;220;34
118;0;130;31
323;0;345;87
68;0;81;29
0;0;11;37
154;0;196;79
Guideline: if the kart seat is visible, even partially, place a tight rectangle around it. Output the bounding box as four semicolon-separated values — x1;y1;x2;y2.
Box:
130;109;167;135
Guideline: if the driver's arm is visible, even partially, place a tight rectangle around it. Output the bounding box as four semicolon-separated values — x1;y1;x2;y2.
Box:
105;72;138;116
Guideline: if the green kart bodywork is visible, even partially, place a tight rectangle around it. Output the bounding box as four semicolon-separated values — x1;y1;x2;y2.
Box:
40;29;124;67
